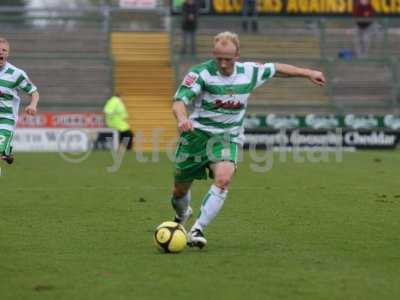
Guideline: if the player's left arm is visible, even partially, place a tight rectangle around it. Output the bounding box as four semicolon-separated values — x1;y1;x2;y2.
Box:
17;70;39;115
25;91;39;116
275;63;326;86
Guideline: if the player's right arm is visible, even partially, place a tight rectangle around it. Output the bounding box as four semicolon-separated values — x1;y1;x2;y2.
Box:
172;70;204;132
172;101;193;132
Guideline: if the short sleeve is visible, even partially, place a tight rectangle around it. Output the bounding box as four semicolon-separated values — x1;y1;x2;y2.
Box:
17;71;37;94
173;70;205;105
255;62;276;88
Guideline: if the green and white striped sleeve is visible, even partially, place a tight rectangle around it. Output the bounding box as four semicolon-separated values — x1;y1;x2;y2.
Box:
255;62;276;88
17;71;37;94
173;70;204;105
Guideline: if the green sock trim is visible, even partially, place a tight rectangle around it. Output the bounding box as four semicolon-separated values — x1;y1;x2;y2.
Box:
197;192;211;218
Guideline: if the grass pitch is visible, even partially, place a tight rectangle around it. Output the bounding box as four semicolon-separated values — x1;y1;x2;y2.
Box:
0;150;399;300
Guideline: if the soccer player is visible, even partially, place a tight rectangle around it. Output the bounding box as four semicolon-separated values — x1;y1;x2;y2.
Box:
171;31;326;248
0;37;39;164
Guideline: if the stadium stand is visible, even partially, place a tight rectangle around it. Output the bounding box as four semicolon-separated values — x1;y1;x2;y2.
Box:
171;17;400;114
330;60;395;106
111;32;177;151
2;8;400;131
11;57;111;111
1;24;112;111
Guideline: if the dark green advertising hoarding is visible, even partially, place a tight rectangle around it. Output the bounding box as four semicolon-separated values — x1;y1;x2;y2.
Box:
243;114;400;149
244;114;400;130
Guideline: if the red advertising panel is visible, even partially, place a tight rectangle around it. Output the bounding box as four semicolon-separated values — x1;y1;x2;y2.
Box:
17;112;106;128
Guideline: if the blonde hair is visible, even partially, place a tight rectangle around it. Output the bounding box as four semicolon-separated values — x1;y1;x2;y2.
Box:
213;31;240;53
0;37;9;44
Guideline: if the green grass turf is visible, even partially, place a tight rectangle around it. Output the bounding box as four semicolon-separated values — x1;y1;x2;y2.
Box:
0;150;399;300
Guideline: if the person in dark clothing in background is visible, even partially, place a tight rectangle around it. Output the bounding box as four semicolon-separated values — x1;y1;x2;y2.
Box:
353;0;375;58
242;0;258;33
181;0;198;57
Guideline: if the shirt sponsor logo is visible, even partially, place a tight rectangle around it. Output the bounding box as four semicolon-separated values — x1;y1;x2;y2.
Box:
215;100;243;110
182;72;199;87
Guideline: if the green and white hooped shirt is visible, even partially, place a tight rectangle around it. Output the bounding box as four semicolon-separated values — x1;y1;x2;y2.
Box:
0;62;37;131
174;59;275;144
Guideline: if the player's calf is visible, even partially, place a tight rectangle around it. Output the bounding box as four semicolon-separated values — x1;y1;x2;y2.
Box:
174;206;193;226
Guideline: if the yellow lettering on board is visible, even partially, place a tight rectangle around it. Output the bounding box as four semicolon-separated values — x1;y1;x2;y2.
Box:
224;0;234;13
326;0;338;12
299;0;309;12
392;0;400;13
270;0;283;12
213;0;224;12
212;0;242;13
381;0;390;13
309;0;321;12
232;0;242;12
371;0;381;12
287;0;299;12
336;0;346;12
347;0;353;12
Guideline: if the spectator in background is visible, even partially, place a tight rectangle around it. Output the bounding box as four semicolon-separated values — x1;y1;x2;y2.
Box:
353;0;375;58
103;94;133;150
181;0;198;57
242;0;258;33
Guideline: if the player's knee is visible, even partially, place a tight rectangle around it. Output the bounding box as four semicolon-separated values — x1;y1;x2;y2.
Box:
214;176;231;189
172;186;189;198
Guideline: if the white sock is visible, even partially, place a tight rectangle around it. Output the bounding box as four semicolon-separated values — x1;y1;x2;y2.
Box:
171;190;191;218
192;184;228;232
